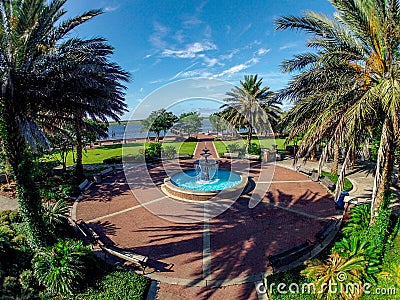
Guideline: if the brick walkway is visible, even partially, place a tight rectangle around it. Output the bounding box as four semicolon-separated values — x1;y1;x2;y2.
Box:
75;154;338;299
193;135;219;159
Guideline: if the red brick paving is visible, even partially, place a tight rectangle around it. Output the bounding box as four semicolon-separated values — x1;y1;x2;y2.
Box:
157;282;258;300
193;135;219;159
76;162;337;299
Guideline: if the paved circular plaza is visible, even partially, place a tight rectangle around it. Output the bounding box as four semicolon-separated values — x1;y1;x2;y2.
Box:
75;160;339;299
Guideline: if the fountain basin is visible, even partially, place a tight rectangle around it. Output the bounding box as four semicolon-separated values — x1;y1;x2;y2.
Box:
161;169;248;202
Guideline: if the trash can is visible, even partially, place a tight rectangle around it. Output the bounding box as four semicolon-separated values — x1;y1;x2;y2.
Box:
94;174;102;184
335;191;349;210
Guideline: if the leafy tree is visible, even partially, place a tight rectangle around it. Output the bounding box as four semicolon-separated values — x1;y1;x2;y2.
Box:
141;109;178;142
221;75;280;151
175;112;202;138
276;0;400;222
0;1;128;248
209;112;229;137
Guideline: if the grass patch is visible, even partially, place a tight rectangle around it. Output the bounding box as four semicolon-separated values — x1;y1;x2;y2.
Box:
214;137;293;157
321;170;353;192
41;141;197;166
73;268;150;300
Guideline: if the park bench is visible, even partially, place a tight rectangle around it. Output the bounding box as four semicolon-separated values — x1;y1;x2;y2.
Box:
315;218;340;244
296;165;313;176
100;244;149;273
245;153;260;160
79;179;93;191
321;177;335;191
100;167;114;177
268;240;314;271
72;219;99;245
223;152;240;159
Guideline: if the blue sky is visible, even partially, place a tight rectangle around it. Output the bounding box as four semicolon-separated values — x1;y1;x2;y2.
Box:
64;0;336;119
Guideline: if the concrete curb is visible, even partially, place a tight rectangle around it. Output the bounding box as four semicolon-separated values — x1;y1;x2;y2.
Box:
145;280;159;300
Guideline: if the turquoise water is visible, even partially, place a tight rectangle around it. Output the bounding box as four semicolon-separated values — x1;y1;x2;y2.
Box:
171;169;242;192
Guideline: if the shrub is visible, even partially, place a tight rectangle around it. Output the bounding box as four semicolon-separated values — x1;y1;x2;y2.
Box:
32;239;91;296
161;145;177;159
72;269;150;300
59;183;80;197
248;143;261;155
145;142;162;160
341;204;370;237
226;143;245;154
103;156;122;164
42;199;69;233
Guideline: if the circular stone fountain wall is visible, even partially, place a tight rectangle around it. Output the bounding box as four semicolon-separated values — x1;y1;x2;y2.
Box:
161;169;248;202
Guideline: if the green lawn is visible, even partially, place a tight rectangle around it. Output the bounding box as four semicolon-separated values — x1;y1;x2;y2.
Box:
321;170;353;191
42;141;197;166
214;137;291;157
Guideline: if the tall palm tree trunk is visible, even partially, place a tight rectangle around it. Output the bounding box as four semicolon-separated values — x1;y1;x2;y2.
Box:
1;105;49;248
75;121;85;182
331;141;340;175
246;124;253;151
371;118;395;224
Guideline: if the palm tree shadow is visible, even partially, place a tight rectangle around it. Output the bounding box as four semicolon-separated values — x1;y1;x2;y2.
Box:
130;188;334;299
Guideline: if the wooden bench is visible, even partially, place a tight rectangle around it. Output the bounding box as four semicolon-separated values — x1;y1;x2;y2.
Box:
296;165;313;176
100;244;149;273
321;177;335;191
315;218;339;244
268;240;314;271
79;179;93;191
72;219;99;245
223;152;240;159
100;167;114;177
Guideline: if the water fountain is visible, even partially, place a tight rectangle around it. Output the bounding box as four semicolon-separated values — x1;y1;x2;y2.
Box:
195;146;218;182
161;145;247;202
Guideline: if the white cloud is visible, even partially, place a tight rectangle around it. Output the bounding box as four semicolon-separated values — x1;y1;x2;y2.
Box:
182;15;202;27
214;64;247;77
256;48;270;56
220;49;239;61
162;41;217;59
173;30;185;43
203;56;219;67
104;5;120;12
144;54;152;59
238;23;252;38
214;57;260;78
149;22;169;48
279;43;298;50
170;62;199;80
204;25;212;39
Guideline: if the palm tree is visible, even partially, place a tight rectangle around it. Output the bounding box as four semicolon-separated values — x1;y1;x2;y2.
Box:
302;252;367;300
0;1;127;248
276;0;400;223
221;75;280;151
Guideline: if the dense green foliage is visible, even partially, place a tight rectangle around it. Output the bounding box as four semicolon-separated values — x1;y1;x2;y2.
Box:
141;109;178;141
32;239;91;295
72;269;150;300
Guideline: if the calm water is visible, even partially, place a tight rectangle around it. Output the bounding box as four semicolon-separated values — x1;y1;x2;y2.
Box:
171;169;242;191
103;119;214;140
